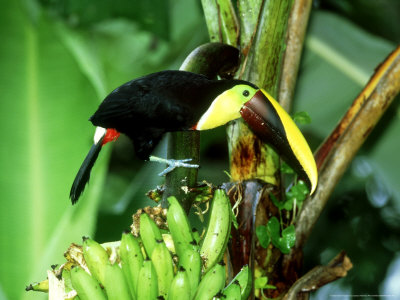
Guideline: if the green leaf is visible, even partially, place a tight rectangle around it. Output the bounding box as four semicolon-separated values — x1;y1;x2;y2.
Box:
0;3;110;299
280;161;295;174
270;193;285;210
266;217;281;247
279;225;296;254
254;276;276;290
283;197;294;211
254;276;268;289
285;180;309;210
292;111;312;125
256;225;270;248
262;217;296;254
296;180;310;195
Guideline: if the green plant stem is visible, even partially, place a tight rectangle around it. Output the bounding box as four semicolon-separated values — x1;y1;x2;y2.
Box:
162;43;240;212
164;132;200;212
201;0;239;44
228;0;294;183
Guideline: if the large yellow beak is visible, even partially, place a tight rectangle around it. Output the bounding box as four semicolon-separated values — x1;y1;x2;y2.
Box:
240;89;318;194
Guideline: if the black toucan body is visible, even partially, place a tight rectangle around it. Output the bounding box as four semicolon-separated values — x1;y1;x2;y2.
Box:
70;70;318;204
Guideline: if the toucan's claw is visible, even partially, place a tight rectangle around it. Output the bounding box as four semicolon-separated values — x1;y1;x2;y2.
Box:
149;156;199;176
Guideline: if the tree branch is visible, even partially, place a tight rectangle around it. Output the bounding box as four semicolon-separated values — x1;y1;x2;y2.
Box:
282;251;353;300
294;46;400;251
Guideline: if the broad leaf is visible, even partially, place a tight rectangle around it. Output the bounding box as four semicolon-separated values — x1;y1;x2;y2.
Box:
0;2;108;299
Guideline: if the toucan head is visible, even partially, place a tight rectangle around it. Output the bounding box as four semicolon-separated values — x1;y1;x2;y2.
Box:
196;84;318;194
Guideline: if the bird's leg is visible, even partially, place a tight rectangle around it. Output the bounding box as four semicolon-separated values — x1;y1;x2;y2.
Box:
149;155;200;176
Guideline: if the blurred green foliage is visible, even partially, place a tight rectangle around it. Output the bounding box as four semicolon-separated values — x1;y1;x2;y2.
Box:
320;0;400;43
0;0;399;300
38;0;171;39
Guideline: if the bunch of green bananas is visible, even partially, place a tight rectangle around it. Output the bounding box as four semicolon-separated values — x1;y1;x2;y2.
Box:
28;189;252;299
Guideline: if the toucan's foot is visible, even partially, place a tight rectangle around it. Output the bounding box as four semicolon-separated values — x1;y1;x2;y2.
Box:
149;156;199;176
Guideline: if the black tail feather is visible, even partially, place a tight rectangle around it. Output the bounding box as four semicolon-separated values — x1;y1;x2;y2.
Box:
70;139;103;204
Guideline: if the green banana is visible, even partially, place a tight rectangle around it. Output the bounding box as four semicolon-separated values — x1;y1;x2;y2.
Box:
193;261;226;300
103;263;131;300
25;279;49;292
200;189;232;272
167;267;191;300
229;265;252;300
120;231;144;298
178;248;201;299
82;236;109;286
167;196;197;258
140;213;163;257
137;259;158;300
222;280;241;300
70;266;107;300
151;240;174;298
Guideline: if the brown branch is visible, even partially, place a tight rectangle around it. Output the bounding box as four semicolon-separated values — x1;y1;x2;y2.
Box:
279;0;313;111
282;251;353;300
294;46;400;251
314;46;400;171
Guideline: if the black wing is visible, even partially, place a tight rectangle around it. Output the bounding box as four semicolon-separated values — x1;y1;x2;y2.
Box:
90;71;214;130
89;70;243;158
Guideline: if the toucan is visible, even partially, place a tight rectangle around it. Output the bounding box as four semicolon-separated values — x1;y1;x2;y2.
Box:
70;70;318;204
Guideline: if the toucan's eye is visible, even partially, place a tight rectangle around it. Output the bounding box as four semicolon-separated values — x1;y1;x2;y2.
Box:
243;90;250;97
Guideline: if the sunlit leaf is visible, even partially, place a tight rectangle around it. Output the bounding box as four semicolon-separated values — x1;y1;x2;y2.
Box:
286;180;309;210
280;225;296;254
